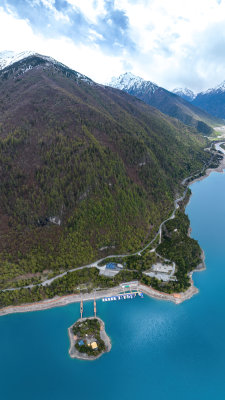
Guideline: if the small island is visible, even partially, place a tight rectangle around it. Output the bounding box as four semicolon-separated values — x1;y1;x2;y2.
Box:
68;317;111;360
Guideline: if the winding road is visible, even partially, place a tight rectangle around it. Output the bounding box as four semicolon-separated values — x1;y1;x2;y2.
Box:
2;142;225;293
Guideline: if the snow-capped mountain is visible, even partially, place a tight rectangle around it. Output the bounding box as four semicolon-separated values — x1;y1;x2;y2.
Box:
201;80;225;95
0;50;93;85
192;80;225;119
172;82;225;119
0;51;42;70
108;72;222;133
214;80;225;92
0;50;74;72
109;72;158;94
173;88;196;102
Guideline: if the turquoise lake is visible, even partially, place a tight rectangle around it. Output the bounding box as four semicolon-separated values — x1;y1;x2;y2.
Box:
1;170;225;400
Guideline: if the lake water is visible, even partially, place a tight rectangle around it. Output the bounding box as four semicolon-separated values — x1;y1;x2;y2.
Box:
1;170;225;400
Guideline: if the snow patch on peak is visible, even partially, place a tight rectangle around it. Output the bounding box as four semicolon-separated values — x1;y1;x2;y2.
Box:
202;80;225;94
0;50;70;71
215;80;225;91
109;72;144;90
109;72;158;93
0;50;94;85
0;50;37;70
173;87;196;100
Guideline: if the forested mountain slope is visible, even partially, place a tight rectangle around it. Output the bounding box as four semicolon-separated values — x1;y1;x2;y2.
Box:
109;73;223;134
0;55;210;288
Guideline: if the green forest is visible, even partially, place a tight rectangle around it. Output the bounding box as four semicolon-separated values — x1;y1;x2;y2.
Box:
0;56;221;307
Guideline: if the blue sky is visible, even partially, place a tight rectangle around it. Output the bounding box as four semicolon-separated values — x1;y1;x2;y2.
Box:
0;0;225;91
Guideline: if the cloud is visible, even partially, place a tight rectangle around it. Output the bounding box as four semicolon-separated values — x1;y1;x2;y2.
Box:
94;1;135;54
2;0;134;53
1;0;225;90
0;4;127;83
2;0;87;38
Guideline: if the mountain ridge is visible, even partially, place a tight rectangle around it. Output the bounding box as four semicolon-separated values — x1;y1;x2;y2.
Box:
0;53;210;292
0;50;94;86
172;88;196;102
192;81;225;119
108;72;222;134
173;81;225;120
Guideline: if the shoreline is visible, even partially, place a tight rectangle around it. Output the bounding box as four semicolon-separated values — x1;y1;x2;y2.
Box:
68;317;111;360
189;157;225;186
0;280;199;317
0;145;224;317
